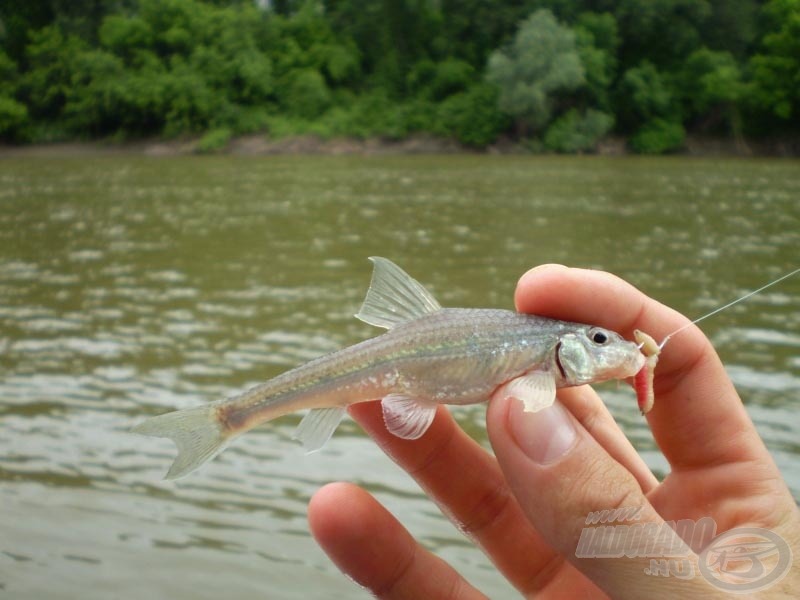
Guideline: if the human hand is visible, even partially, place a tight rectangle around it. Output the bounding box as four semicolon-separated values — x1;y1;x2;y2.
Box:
308;265;800;598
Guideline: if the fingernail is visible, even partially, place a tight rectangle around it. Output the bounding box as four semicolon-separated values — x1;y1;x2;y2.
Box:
506;397;577;464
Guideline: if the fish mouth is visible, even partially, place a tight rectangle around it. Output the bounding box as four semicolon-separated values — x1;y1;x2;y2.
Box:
554;342;567;380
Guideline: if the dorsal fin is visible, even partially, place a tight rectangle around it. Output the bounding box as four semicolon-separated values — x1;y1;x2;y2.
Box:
355;257;441;329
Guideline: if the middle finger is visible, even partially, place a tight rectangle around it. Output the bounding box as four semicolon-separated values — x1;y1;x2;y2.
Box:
349;395;655;594
350;401;567;595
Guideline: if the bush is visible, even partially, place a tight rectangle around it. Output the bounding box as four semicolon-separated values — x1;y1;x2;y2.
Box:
405;58;474;101
281;69;331;119
681;48;742;115
317;41;361;84
429;58;475;101
115;64;169;133
23;26;89;119
231;51;274;103
197;127;232;152
617;61;677;130
335;91;405;139
99;16;154;58
543;108;614;152
217;105;271;135
162;60;220;135
63;49;127;134
264;114;303;139
436;83;510;147
630;119;685;154
0;96;29;139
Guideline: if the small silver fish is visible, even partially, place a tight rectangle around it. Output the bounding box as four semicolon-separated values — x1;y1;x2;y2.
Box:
132;258;645;478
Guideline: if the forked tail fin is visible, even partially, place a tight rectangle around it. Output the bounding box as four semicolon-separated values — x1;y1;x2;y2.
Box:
131;405;230;479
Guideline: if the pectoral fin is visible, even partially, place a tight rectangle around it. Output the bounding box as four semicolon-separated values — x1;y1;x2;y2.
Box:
495;371;556;413
292;407;346;453
381;394;438;440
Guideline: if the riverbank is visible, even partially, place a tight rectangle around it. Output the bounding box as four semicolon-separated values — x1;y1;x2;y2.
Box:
1;133;798;158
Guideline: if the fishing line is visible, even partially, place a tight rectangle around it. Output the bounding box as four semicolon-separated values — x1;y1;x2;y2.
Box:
658;266;800;350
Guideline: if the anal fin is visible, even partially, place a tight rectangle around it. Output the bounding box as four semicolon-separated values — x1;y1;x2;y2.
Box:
381;394;438;440
292;407;346;453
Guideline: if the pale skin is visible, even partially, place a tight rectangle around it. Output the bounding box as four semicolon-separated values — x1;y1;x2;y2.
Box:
308;265;800;598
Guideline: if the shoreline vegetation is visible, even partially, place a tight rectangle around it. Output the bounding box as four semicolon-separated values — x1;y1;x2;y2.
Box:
1;133;798;158
1;1;798;155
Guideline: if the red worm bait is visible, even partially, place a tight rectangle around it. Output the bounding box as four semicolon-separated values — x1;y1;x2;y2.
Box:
634;330;659;414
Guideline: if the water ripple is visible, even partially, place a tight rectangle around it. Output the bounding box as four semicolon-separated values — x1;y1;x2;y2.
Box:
0;155;797;599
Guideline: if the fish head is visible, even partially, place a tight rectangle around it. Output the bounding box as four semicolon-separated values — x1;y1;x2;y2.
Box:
557;326;645;386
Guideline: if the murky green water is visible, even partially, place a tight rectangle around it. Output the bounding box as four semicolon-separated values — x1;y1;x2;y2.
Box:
1;155;798;598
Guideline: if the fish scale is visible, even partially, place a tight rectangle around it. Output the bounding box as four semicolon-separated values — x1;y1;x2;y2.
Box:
132;258;645;479
221;309;556;426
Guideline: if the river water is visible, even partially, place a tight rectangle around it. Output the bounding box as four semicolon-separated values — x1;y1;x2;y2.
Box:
1;155;798;598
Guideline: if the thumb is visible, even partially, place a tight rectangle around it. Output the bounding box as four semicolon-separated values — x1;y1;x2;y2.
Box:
487;393;718;598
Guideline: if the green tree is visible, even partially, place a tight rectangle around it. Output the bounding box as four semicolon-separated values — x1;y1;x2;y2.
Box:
77;0;279;136
407;57;474;101
701;0;760;58
0;49;28;139
0;0;797;148
680;47;743;138
22;25;88;120
99;15;154;60
323;0;442;95
63;48;127;134
616;61;677;130
437;0;532;67
573;12;619;111
617;60;685;152
486;9;584;134
613;0;711;69
748;0;800;125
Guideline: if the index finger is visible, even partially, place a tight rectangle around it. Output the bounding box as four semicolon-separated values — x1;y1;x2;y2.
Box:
514;264;769;473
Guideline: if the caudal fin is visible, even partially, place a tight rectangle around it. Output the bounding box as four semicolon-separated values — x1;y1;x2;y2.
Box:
131;405;229;479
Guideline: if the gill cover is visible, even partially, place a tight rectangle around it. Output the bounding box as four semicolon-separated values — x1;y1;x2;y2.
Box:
557;328;644;385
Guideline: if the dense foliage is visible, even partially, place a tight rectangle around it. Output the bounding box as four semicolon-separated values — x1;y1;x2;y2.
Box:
1;0;798;152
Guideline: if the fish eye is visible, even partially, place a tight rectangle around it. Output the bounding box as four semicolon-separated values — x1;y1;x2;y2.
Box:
590;329;608;345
